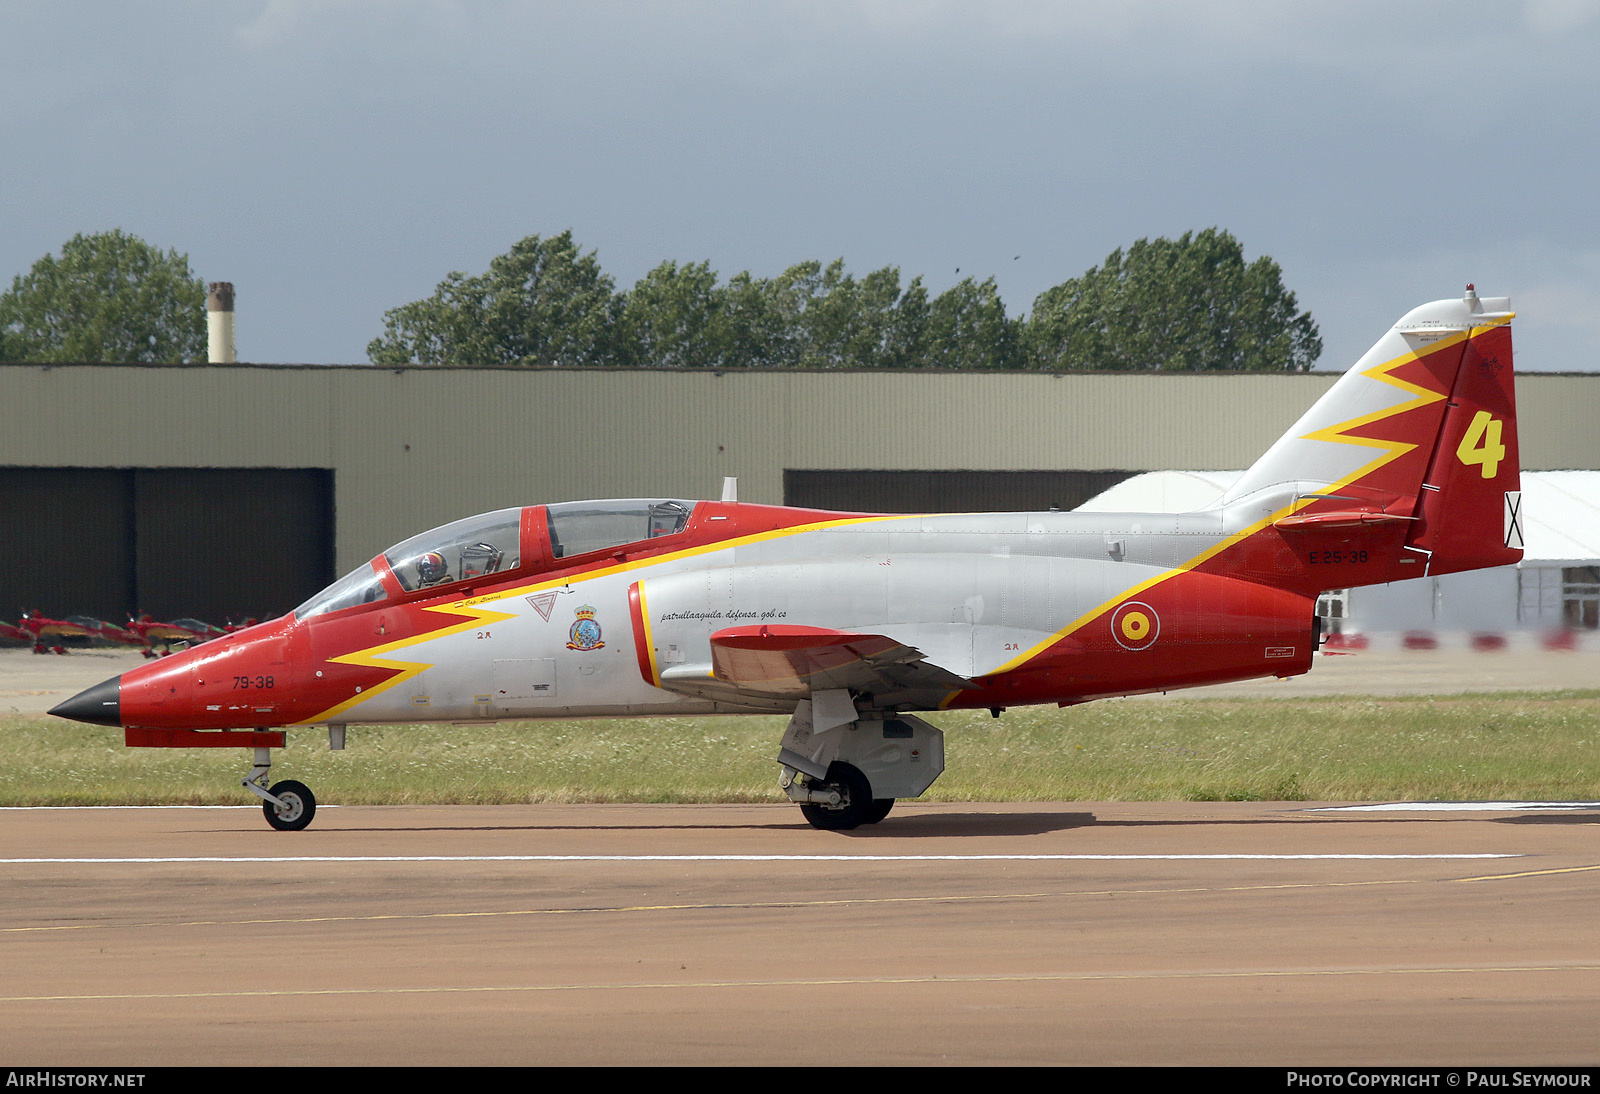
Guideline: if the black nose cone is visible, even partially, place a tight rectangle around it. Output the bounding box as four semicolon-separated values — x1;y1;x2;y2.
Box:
49;675;122;727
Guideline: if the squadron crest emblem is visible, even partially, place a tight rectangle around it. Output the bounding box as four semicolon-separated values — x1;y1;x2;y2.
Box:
566;605;605;651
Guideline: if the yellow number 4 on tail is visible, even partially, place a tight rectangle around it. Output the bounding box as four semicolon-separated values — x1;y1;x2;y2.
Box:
1455;410;1505;479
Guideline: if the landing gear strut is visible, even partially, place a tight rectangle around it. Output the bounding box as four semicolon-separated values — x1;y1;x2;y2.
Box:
243;746;318;831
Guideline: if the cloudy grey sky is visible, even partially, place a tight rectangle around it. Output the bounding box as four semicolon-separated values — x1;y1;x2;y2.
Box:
3;1;1597;371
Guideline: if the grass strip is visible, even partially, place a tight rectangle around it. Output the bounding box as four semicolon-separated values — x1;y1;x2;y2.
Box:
4;691;1600;807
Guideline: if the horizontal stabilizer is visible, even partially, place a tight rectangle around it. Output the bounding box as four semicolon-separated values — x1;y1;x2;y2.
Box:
1274;510;1416;529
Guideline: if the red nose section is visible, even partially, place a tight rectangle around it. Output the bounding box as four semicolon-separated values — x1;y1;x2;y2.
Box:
118;651;198;726
110;617;302;730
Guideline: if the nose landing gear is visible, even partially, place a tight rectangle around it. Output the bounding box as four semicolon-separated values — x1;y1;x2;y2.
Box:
243;746;318;831
262;780;317;831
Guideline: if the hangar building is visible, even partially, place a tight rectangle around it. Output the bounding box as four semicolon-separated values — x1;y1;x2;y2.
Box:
2;363;1598;627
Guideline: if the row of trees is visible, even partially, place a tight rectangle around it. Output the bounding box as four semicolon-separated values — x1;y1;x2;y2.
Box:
365;237;1026;370
2;228;1323;371
368;228;1321;371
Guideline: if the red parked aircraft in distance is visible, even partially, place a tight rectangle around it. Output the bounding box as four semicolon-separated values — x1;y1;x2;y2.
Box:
9;611;98;655
124;615;228;657
51;289;1522;831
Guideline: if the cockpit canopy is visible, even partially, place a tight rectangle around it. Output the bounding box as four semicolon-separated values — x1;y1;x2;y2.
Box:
294;500;696;620
386;508;522;592
293;561;387;619
545;499;691;558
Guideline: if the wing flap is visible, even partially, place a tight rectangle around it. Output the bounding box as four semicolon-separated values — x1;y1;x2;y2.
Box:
706;625;976;699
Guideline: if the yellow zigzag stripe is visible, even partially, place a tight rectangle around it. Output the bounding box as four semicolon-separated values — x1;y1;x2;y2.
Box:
303;599;518;725
963;319;1513;692
1295;316;1510;505
1293;332;1459;493
298;513;906;724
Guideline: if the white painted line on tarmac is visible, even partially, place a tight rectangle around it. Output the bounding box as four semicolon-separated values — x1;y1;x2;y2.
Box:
1;805;265;811
0;853;1521;864
1314;802;1600;812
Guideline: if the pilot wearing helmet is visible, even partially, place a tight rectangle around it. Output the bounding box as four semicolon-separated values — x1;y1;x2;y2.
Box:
416;551;451;587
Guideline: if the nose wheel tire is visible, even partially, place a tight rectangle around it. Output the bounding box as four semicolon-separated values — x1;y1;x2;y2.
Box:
263;780;317;831
799;762;873;831
863;798;895;824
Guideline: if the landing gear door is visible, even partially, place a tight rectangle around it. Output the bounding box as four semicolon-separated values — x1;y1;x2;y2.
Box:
847;715;945;800
777;698;838;779
780;710;947;800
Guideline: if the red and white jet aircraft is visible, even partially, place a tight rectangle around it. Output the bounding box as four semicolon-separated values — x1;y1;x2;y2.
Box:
52;289;1522;831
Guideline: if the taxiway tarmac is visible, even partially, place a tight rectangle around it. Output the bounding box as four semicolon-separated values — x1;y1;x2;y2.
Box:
3;800;1598;1066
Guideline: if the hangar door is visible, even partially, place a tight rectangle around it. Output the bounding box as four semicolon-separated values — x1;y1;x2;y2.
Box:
783;470;1135;514
0;468;333;624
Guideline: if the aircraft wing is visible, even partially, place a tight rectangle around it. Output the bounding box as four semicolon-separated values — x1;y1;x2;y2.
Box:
140;623;200;640
35;621;93;638
655;625;977;707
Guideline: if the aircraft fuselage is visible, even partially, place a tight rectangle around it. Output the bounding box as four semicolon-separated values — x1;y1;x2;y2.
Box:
109;502;1348;735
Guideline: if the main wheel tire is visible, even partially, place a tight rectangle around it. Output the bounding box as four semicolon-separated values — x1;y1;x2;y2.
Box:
862;798;895;824
263;779;317;831
798;762;872;831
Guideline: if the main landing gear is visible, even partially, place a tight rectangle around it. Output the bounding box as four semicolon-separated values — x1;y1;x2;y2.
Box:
777;696;946;831
794;761;890;831
243;746;318;831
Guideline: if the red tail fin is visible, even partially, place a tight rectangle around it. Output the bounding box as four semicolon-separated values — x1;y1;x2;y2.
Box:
1404;320;1522;576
